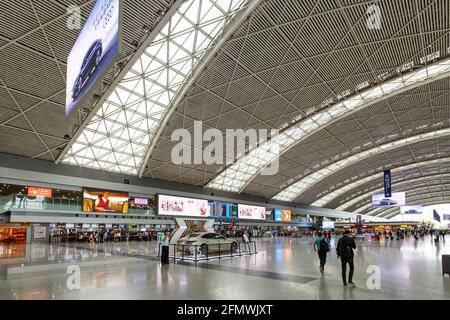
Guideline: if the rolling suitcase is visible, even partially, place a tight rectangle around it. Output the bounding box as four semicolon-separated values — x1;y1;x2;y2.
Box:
442;255;450;276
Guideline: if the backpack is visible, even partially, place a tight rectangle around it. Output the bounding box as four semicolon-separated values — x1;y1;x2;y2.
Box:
339;240;352;259
319;238;330;252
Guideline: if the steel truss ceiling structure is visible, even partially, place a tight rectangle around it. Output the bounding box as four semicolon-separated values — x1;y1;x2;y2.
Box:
60;0;251;175
312;157;450;208
345;173;450;215
369;188;450;218
273;127;450;202
384;199;450;220
208;59;450;193
1;0;450;212
0;0;173;161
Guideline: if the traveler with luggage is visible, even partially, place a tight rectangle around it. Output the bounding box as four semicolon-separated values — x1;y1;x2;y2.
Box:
161;230;170;265
314;232;330;274
337;230;357;286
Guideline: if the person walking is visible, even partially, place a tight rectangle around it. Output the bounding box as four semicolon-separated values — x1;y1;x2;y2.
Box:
337;230;357;286
161;231;170;265
314;232;330;274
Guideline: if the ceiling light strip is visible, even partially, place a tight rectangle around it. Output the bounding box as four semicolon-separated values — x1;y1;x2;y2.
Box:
206;58;450;193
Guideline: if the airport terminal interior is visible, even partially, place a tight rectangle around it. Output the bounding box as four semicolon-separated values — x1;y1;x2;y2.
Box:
0;0;450;301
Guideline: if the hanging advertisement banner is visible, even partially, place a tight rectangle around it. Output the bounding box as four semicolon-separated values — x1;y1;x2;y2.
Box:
384;170;392;198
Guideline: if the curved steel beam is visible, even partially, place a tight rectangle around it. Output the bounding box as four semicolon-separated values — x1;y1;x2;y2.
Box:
312;156;450;208
273;127;450;202
207;58;450;193
138;0;264;177
337;172;450;211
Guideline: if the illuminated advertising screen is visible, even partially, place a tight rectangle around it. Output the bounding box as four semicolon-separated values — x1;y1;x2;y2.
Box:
282;210;292;222
372;192;405;207
274;208;282;221
83;189;129;213
238;204;266;220
157;195;210;217
322;221;335;229
129;197;152;209
66;0;123;116
208;201;237;218
27;187;53;198
401;205;423;214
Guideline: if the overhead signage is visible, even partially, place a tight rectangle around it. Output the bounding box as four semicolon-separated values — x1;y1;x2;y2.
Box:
322;221;335;229
274;208;282;222
158;195;210;217
372;192;405;207
433;209;441;222
400;205;423;214
282;210;292;222
27;187;53;199
384;170;392;198
238;204;266;220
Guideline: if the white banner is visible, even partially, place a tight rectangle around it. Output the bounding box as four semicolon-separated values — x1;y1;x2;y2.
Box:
400;205;423;214
372;192;405;207
158;195;210;217
238;204;266;220
34;227;47;240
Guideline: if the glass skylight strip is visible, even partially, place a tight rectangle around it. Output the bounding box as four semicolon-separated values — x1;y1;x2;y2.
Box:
312;157;450;208
63;0;248;174
272;128;450;202
206;58;450;193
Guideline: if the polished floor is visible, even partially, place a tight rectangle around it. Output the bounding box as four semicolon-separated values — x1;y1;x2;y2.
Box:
0;236;449;300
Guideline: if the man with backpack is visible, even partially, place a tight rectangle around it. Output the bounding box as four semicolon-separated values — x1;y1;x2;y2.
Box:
337;230;357;286
313;232;330;274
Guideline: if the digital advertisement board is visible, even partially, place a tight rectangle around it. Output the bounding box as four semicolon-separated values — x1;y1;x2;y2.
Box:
274;208;282;221
322;221;335;229
83;189;129;213
66;0;122;116
131;198;148;206
400;205;423;214
238;204;266;220
372;192;405;207
27;187;53;198
282;210;292;222
157;195;210;217
208;201;238;218
274;209;292;222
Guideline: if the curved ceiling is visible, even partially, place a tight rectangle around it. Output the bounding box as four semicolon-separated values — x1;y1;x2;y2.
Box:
1;0;450;212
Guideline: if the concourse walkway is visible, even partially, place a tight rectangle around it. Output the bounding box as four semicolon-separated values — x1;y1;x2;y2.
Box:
0;237;449;300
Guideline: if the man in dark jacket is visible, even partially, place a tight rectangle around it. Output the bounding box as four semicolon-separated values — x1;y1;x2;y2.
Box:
337;230;357;286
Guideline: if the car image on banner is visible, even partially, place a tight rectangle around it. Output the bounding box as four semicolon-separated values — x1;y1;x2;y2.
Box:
66;0;122;116
372;192;405;207
400;205;423;214
158;195;210;217
238;204;266;220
